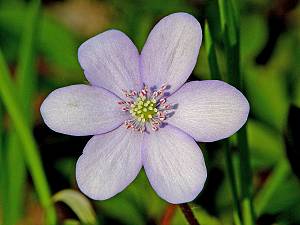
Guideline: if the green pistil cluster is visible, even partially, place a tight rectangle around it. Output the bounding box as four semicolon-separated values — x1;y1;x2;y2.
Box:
129;96;158;122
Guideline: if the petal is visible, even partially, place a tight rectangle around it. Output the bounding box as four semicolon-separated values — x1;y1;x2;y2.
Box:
40;84;127;136
143;125;207;204
76;126;143;200
140;13;202;94
168;80;250;142
78;30;142;98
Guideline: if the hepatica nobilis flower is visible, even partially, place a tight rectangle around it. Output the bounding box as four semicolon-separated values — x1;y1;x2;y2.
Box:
41;13;249;203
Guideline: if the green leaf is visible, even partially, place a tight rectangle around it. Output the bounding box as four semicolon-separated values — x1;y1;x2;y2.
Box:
247;119;284;169
240;15;267;60
53;189;97;225
244;65;288;131
254;160;291;215
63;219;81;225
256;170;300;217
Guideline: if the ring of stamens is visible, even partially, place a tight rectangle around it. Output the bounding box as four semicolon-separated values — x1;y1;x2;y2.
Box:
117;84;173;133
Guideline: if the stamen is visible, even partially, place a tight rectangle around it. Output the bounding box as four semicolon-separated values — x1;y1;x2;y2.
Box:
159;98;166;105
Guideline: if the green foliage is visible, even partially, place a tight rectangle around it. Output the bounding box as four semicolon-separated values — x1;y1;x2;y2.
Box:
0;3;82;84
98;171;166;225
244;65;289;131
247;120;284;169
63;219;81;225
5;1;39;224
0;43;56;225
53;190;97;225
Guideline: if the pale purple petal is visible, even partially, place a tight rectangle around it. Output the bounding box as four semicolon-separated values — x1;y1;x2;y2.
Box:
143;125;207;204
76;126;143;200
40;85;127;136
167;80;250;142
78;30;142;98
140;12;202;94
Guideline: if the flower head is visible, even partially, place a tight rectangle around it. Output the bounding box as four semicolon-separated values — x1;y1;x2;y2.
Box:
40;12;249;203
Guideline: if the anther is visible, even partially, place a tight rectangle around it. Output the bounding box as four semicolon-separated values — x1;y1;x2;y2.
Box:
118;101;126;105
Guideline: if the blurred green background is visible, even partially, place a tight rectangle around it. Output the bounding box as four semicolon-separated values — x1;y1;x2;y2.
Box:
0;0;300;225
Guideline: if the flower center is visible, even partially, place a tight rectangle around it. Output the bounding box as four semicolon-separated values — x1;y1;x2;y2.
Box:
129;96;158;122
117;84;173;133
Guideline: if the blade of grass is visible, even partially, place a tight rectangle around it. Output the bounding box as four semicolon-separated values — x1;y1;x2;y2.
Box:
0;102;2;157
5;1;40;224
5;135;26;225
237;127;254;225
218;0;239;85
224;141;242;225
0;101;9;222
218;0;255;224
16;1;39;117
204;21;222;80
205;21;242;225
0;51;56;225
254;159;290;215
0;102;2;174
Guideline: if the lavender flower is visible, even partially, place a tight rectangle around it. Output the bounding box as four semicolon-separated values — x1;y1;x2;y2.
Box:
40;13;249;203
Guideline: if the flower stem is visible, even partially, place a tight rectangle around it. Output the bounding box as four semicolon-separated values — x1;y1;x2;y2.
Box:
179;203;200;225
161;204;177;225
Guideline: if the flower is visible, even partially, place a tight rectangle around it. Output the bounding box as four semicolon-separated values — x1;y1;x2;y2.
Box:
40;12;249;204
